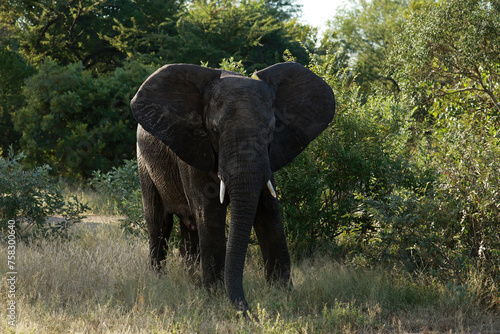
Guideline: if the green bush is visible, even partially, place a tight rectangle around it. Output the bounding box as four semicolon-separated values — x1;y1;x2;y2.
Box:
0;45;35;155
14;60;153;179
274;57;499;308
353;112;500;307
354;188;454;271
433;113;500;281
0;148;89;239
276;59;427;257
89;159;145;235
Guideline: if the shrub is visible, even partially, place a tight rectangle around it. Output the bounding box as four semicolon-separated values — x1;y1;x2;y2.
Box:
14;60;153;179
354;112;500;308
0;45;35;155
276;59;426;257
0;148;89;239
433;113;500;285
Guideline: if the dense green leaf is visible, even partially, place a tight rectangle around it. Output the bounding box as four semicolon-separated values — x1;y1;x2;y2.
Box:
13;60;154;178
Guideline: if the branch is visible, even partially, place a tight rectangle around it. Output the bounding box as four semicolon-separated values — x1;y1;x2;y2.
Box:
35;0;80;48
473;64;500;113
440;87;485;95
66;0;84;62
381;76;401;93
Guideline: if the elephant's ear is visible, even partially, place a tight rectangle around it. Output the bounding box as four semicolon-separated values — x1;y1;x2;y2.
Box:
131;64;221;172
256;62;335;171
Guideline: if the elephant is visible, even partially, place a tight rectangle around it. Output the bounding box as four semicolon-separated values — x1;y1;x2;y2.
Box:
130;62;335;313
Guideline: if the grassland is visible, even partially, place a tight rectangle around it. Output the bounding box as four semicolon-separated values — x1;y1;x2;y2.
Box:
1;218;499;333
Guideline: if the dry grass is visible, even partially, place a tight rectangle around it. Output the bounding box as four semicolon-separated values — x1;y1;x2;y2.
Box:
1;220;498;333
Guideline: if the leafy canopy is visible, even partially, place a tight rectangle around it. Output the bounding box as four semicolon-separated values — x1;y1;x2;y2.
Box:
390;0;500;115
321;0;412;95
0;0;183;71
174;0;309;70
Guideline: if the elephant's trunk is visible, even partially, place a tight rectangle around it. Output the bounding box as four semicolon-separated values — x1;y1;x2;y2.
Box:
219;144;272;312
224;182;265;312
224;190;260;312
218;126;273;312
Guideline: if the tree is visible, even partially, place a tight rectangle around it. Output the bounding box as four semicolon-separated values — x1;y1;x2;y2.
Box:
0;0;312;72
321;0;412;95
390;0;500;115
264;0;302;21
0;45;34;155
0;0;183;71
100;0;183;65
174;0;310;70
14;60;153;178
386;0;500;285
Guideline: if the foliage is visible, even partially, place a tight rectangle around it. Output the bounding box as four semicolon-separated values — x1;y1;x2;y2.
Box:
366;0;500;295
349;112;500;306
390;0;500;115
89;159;145;234
0;0;311;72
14;59;153;178
277;53;425;257
263;0;303;21
101;0;183;65
432;113;500;283
321;0;412;96
212;57;247;75
0;0;183;71
274;45;500;305
0;44;35;155
175;0;310;71
0;147;89;239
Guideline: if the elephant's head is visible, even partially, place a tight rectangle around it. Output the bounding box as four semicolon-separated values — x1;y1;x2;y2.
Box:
131;62;335;311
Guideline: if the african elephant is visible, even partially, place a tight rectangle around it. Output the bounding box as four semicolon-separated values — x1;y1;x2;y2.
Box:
130;62;335;313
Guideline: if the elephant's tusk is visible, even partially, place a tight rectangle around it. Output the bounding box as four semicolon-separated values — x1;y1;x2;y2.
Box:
220;179;226;204
267;180;277;198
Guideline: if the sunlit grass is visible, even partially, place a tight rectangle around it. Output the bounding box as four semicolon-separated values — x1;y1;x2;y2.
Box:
1;222;498;333
62;184;117;216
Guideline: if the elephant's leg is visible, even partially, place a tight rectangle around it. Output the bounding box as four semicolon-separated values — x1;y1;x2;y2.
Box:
139;165;173;271
253;184;291;286
179;216;200;267
146;206;173;271
177;165;227;289
198;221;226;289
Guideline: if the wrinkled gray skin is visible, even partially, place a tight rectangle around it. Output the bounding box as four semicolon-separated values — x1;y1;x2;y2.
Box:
131;62;335;313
